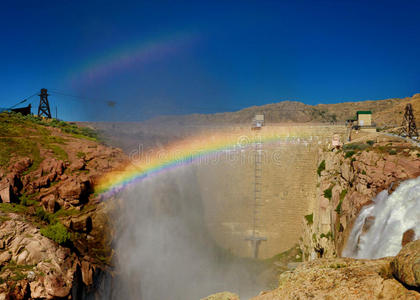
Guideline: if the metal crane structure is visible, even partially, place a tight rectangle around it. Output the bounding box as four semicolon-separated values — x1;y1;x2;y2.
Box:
401;103;418;138
37;88;52;118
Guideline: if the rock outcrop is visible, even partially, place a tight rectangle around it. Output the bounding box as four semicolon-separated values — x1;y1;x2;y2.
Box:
204;242;420;300
0;217;80;298
391;240;420;288
251;256;420;300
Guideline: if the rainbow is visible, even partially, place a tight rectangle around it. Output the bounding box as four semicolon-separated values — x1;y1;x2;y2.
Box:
96;127;317;196
68;32;197;85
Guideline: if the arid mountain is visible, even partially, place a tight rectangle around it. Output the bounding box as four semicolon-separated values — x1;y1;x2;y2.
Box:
84;93;420;153
145;93;420;126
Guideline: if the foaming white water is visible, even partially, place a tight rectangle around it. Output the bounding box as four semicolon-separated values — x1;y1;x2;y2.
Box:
343;176;420;259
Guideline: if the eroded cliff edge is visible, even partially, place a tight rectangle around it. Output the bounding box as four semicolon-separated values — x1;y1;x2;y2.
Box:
0;113;127;299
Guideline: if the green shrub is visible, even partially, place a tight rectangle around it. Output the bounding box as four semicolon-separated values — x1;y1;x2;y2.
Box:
19;193;38;206
366;140;375;146
304;213;313;225
320;231;333;240
343;143;368;151
339;189;347;201
323;187;333;200
317;160;326;176
77;151;86;159
345;150;355;158
40;223;70;244
389;149;397;155
335;189;347;215
35;207;56;224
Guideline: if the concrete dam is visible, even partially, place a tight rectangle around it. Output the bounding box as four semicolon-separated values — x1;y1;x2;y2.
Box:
103;123;348;299
194;124;347;259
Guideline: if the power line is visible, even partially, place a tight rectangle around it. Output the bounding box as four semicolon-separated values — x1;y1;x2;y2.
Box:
9;92;38;109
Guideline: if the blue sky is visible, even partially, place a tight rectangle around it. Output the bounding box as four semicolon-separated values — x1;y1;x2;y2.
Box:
1;0;419;121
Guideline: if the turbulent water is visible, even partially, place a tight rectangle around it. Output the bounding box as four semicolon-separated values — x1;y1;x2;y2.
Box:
106;165;263;300
343;176;420;259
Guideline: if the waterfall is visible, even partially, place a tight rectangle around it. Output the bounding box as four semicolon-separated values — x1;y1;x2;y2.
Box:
107;165;262;300
343;176;420;259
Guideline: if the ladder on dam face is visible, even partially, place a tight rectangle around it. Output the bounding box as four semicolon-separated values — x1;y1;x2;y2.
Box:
245;137;267;259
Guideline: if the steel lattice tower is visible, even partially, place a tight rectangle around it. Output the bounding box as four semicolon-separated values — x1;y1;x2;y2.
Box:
38;88;52;118
401;103;418;138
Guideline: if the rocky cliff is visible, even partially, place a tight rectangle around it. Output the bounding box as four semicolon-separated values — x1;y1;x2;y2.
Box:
300;132;420;261
0;112;127;299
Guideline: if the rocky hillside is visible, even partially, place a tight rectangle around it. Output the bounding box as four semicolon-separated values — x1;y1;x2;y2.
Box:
0;112;127;299
145;93;420;126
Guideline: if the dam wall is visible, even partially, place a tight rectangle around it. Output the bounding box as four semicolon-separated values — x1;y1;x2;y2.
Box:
195;124;347;259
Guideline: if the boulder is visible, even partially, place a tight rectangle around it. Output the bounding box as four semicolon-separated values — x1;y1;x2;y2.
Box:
41;193;57;213
44;274;71;298
30;281;47;299
81;260;94;286
0;183;12;203
0;251;11;265
391;239;420;288
8;158;32;174
402;229;416;247
71;159;86;171
58;177;90;204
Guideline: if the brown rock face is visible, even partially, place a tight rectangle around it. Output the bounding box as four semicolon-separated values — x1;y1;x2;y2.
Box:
402;229;416;247
391;239;420;288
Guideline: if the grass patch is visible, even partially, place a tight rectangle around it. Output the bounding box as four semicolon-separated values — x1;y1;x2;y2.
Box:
47;144;68;161
19;193;38;206
329;263;347;269
40;223;71;245
323;186;333;201
2;260;36;272
344;150;355;158
53;208;80;218
317;160;326;176
343;143;369;151
304;213;313;225
0;203;27;214
388;149;397;155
